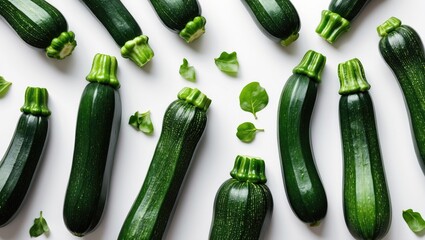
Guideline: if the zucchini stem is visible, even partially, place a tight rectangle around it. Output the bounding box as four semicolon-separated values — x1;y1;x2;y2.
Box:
230;155;267;184
86;53;120;89
293;50;327;82
46;31;77;60
121;35;154;67
177;87;211;111
377;17;402;37
179;16;206;43
316;10;350;44
338;58;371;95
280;32;299;47
20;87;51;116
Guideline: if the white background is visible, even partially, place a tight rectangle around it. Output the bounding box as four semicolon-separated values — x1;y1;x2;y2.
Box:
0;0;425;239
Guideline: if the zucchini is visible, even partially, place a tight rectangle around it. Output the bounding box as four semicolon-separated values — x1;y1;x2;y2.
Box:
338;58;391;240
149;0;206;43
0;87;50;227
118;87;211;239
63;53;121;237
377;17;425;173
241;0;300;46
80;0;154;67
0;0;76;59
209;155;273;240
316;0;370;43
277;50;327;225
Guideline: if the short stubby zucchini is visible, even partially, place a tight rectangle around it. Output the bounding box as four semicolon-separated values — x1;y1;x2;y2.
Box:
149;0;206;43
0;0;76;59
0;87;51;227
63;53;121;237
316;0;371;43
277;50;328;225
118;87;211;240
377;17;425;174
338;58;391;240
209;155;273;240
241;0;300;46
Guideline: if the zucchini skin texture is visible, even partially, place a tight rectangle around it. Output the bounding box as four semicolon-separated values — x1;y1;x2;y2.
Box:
150;0;201;32
0;114;49;227
378;19;425;172
63;82;121;236
340;92;391;240
277;74;327;224
0;0;68;48
118;90;209;239
329;0;370;21
242;0;300;45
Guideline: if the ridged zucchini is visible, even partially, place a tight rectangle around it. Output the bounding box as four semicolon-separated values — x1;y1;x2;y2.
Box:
0;87;50;227
118;87;211;239
149;0;206;43
80;0;154;67
338;58;391;240
63;54;121;237
277;50;328;225
377;17;425;173
209;155;273;240
241;0;300;46
316;0;371;43
0;0;76;59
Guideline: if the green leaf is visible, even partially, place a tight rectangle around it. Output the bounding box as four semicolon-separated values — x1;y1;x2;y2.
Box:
403;209;425;233
179;58;196;82
0;76;12;97
239;82;269;119
129;110;154;135
29;211;49;238
214;51;239;75
236;122;264;143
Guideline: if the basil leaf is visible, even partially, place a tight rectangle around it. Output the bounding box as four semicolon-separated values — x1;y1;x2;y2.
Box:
214;51;239;75
179;58;196;82
403;209;425;233
0;76;12;97
236;122;264;143
129;111;154;135
29;211;49;238
239;82;269;119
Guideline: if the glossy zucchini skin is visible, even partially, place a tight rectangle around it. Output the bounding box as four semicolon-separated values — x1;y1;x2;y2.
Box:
209;155;273;240
241;0;300;46
377;17;425;173
118;87;211;240
0;87;50;227
277;50;327;225
63;54;121;237
0;0;76;59
329;0;370;21
338;58;391;240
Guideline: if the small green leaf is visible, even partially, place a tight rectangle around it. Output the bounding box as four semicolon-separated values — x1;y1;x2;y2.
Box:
129;110;154;135
0;76;12;97
239;82;269;119
179;58;196;82
236;122;264;143
403;209;425;233
29;211;49;238
214;51;239;75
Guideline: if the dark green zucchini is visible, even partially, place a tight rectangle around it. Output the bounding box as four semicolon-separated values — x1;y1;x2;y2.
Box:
241;0;300;46
209;155;273;240
377;17;425;173
316;0;371;43
277;50;327;225
0;87;50;227
118;87;211;240
338;58;391;240
63;53;121;237
149;0;206;43
80;0;154;67
0;0;76;59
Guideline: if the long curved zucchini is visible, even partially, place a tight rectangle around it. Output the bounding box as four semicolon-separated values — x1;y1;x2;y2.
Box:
0;87;50;227
338;58;391;240
316;0;371;43
209;155;273;240
0;0;76;59
241;0;301;46
377;17;425;173
277;50;327;225
80;0;154;67
149;0;206;43
63;53;121;237
118;87;211;239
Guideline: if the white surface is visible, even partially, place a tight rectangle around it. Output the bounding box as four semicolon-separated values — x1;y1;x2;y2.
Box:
0;0;424;239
